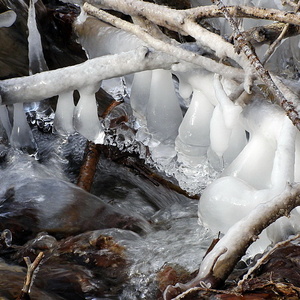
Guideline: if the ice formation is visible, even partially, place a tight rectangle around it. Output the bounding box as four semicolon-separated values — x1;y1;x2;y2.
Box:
1;0;300;260
27;0;48;74
10;103;37;153
74;85;105;144
199;99;300;254
0;10;16;28
53;91;76;135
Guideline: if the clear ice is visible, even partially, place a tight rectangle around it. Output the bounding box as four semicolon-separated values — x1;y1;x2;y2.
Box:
10;103;37;153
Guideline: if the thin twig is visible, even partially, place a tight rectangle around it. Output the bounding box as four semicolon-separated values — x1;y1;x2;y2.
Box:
262;2;300;64
77;99;123;192
17;252;44;300
187;5;300;26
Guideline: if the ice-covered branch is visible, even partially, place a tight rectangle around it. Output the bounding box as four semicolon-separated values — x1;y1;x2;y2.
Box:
187;5;300;26
83;3;244;80
84;0;247;68
164;183;300;299
0;47;176;105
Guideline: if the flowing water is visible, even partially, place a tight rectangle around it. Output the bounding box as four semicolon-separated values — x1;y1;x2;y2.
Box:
0;126;213;299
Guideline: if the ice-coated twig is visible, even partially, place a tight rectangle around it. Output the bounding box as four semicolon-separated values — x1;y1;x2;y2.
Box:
0;48;177;105
17;252;44;299
83;3;243;80
85;0;247;68
282;0;298;9
189;5;300;26
213;0;300;130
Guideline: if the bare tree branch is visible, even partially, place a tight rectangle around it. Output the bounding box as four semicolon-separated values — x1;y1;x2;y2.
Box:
85;0;247;68
83;3;244;79
187;5;300;26
0;48;178;104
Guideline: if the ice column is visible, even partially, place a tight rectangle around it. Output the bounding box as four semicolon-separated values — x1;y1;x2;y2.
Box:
208;75;246;169
74;85;105;144
10;103;37;154
130;70;152;126
27;0;48;74
53;91;75;135
0;106;12;138
145;69;183;162
175;89;214;164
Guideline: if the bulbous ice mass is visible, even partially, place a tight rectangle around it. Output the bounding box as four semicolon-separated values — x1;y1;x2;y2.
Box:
199;99;299;254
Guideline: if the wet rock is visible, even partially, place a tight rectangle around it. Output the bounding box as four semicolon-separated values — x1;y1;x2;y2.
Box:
0;178;149;244
0;258;64;300
11;230;129;299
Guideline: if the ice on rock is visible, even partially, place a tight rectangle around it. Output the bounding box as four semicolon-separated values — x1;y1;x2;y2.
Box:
74;85;105;144
130;70;152;126
54;91;75;135
10;103;37;153
0;10;16;28
175;89;214;164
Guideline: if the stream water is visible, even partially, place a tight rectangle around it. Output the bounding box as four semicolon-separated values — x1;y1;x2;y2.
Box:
0;126;213;299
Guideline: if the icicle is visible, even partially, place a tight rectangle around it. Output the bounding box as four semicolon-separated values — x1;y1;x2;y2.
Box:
130;70;152;126
146;69;183;143
53;91;75;135
0;105;12;137
177;76;193;100
208;75;245;168
0;10;16;28
27;0;48;75
10;103;37;154
175;89;214;164
213;75;243;129
270;116;296;191
74;85;105;144
26;0;54;125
